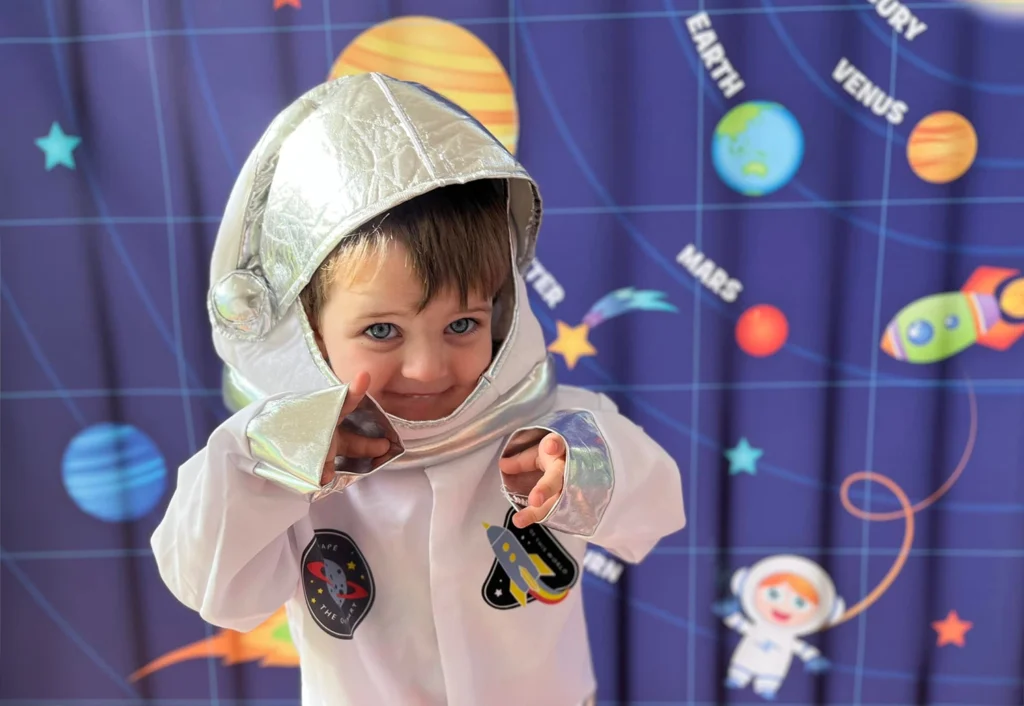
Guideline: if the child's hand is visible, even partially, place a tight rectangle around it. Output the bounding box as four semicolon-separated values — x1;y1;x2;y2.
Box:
320;371;392;486
499;432;566;528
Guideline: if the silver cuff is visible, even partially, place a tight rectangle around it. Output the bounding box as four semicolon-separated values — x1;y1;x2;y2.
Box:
499;409;613;537
246;386;403;501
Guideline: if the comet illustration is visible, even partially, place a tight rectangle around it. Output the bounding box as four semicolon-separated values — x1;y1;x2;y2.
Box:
129;607;298;682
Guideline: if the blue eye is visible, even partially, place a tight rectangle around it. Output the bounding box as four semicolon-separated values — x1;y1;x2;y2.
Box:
767;588;781;601
447;318;477;335
906;319;934;346
944;315;959;330
366;323;395;340
793;596;806;609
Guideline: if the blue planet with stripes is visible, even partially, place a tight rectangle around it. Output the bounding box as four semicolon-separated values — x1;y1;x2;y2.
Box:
61;423;167;523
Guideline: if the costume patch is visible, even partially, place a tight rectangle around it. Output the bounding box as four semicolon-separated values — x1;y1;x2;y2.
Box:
482;507;579;610
301;529;375;639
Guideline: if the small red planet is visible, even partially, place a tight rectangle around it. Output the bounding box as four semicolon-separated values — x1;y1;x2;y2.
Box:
736;305;789;357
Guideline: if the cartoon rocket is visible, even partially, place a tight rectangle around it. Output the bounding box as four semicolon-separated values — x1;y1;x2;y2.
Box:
483;522;570;607
880;266;1024;364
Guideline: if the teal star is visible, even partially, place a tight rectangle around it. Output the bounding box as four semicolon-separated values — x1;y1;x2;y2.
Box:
35;122;81;170
724;437;763;475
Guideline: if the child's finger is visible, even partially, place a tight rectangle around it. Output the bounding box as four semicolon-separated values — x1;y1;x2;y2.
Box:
339;371;371;417
336;428;391;458
536;433;565;469
528;462;565;508
498;444;540;475
512;492;560;529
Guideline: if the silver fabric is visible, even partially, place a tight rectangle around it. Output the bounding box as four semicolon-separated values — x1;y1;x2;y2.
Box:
211;72;541;338
221;363;265;415
499;409;614;538
246;386;405;501
209;270;275;341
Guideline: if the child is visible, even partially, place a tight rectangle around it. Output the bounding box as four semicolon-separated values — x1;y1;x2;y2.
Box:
152;73;685;706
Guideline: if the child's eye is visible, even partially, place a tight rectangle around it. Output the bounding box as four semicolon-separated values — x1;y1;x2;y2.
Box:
767;588;781;601
447;318;478;335
793;597;806;609
365;323;397;341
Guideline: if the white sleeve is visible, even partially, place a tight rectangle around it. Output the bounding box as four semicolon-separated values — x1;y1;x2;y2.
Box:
499;391;686;564
150;385;402;632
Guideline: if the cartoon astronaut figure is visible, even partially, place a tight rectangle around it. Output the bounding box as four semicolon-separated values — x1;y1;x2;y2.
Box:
713;555;845;700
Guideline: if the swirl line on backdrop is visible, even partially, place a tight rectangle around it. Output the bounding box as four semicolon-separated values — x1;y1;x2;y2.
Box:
828;379;977;627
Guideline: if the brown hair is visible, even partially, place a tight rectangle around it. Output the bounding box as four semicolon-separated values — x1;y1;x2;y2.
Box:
300;179;512;330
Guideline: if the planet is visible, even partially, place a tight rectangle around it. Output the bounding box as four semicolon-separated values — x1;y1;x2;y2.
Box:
329;16;519;155
736;304;789;357
907;111;978;184
712;101;805;197
62;423;167;523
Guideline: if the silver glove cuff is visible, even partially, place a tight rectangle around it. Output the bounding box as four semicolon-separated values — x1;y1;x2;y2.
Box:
246;386;404;501
499;409;613;537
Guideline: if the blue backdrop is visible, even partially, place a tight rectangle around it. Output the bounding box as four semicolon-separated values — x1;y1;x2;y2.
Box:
2;1;1023;704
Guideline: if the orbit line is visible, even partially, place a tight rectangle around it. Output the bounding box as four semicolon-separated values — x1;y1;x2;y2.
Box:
827;379;977;628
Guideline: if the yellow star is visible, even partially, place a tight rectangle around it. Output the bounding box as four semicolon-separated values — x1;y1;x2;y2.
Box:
317;588;323;594
347;561;357;570
310;598;317;604
547;321;597;370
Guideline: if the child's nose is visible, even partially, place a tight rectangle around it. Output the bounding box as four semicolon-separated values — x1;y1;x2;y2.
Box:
401;342;447;382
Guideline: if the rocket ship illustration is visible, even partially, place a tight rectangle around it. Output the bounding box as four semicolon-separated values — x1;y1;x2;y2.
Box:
881;266;1024;364
483;522;571;607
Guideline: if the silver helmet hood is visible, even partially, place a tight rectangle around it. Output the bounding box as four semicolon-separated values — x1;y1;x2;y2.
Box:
207;73;555;455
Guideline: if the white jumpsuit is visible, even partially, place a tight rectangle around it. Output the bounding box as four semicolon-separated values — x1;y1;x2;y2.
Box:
151;73;687;706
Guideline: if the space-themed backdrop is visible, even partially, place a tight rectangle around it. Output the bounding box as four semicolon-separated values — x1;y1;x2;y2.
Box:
2;0;1023;704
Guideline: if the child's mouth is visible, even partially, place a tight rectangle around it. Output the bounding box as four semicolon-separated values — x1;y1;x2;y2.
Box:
388;390;449;399
771;610;791;622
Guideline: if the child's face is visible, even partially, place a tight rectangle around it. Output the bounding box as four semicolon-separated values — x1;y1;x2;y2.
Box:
316;242;496;422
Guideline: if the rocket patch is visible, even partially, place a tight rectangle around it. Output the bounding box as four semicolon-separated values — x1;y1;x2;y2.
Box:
301;530;375;639
481;507;579;610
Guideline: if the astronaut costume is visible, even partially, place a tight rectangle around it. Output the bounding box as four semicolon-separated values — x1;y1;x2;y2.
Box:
151;74;686;706
716;554;845;700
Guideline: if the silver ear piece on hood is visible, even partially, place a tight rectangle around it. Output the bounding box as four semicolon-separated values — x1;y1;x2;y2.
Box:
209;267;277;341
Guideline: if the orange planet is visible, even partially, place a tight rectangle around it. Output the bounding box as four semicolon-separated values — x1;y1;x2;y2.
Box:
329;16;519;155
906;111;978;185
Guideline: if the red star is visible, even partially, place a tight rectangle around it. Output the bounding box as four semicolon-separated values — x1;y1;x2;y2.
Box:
932;610;973;647
274;0;301;9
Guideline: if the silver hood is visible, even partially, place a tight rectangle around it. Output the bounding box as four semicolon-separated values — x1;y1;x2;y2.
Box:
207;73;556;461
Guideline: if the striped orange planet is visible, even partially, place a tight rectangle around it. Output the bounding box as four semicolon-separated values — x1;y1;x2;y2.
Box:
906;111;978;184
329;16;519;155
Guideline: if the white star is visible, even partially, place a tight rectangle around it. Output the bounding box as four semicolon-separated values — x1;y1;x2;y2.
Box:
494;589;503;597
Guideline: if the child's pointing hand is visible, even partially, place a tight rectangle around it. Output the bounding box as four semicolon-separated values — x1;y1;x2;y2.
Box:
499;432;566;528
320;371;393;486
